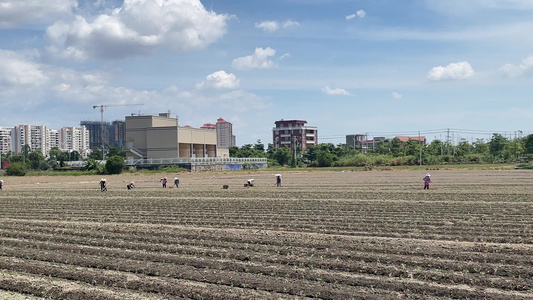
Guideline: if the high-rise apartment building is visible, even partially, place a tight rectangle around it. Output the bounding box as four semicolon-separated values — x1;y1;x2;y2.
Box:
216;118;235;148
13;125;48;155
272;119;318;151
0;127;13;155
60;126;90;157
80;121;109;150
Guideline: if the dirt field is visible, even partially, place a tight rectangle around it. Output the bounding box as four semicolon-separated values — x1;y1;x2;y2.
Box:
0;169;532;299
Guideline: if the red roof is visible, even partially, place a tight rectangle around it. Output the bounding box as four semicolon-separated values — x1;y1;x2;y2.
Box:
217;118;228;123
201;123;216;129
396;136;426;142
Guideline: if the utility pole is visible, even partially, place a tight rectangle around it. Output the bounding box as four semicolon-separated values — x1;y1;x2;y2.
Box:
419;131;422;166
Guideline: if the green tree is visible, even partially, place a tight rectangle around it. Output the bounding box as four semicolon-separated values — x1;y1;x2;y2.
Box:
28;151;45;170
524;134;533;155
426;139;444;156
472;139;489;155
390;137;402;157
89;148;103;160
316;150;334;167
6;162;28;176
273;147;291;166
107;146;125;158
69;151;81;161
489;133;508;158
105;155;125;174
455;139;472;157
506;139;524;160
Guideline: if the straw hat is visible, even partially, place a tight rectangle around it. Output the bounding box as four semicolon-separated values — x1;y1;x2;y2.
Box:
425;173;430;177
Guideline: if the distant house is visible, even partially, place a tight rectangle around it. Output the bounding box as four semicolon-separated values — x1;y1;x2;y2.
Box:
273;119;318;151
347;135;426;153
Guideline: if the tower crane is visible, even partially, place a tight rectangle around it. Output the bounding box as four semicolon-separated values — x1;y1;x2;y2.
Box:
92;103;144;159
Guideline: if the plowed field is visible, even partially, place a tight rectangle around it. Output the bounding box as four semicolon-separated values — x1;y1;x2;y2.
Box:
0;169;532;299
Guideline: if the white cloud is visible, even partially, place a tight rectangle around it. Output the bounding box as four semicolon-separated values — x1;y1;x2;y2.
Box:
255;20;299;32
0;0;76;29
427;61;474;80
255;21;279;32
499;56;533;78
392;92;403;99
282;20;300;28
0;50;49;86
44;0;228;60
232;47;276;70
322;85;351;96
279;53;291;60
346;9;366;20
195;70;239;90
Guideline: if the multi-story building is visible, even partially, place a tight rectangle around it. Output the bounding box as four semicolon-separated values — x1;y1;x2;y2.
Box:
48;129;60;150
346;134;368;149
272;119;318;151
0;127;13;155
124;113;217;160
80;120;110;150
60;126;90;158
216;118;235;149
12;125;48;155
110;120;126;148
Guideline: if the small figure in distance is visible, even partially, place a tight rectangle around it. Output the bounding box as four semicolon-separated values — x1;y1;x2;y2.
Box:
100;178;107;192
160;177;167;188
275;174;282;187
0;179;3;190
423;173;431;190
246;179;254;187
174;177;179;188
127;181;135;190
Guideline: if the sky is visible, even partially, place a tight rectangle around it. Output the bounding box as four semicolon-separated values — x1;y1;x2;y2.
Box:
1;0;533;146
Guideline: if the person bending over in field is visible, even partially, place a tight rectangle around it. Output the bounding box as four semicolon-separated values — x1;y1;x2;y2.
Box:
160;177;167;188
100;178;107;192
127;181;135;190
174;177;179;188
423;173;431;189
0;179;3;190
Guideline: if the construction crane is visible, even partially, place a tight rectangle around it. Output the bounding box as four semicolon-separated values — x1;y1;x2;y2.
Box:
92;103;144;159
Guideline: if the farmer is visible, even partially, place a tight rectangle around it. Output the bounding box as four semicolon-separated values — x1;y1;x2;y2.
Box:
246;179;254;187
423;173;431;189
127;181;135;190
276;174;282;187
160;177;167;188
174;177;179;188
100;178;107;192
0;179;3;190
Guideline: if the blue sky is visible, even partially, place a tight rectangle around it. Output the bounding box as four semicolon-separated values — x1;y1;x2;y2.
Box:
1;0;533;146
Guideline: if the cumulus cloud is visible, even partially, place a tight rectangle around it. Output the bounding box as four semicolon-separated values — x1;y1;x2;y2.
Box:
0;50;49;86
346;9;366;20
232;47;276;70
195;70;239;90
44;0;228;60
499;56;533;78
427;61;474;80
255;20;299;32
392;92;403;99
255;21;279;32
0;0;76;29
322;85;351;96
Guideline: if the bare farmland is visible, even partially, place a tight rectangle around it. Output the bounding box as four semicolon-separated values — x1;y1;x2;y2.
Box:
0;169;532;299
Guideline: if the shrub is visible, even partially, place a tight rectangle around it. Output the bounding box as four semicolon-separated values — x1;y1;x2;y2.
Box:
6;162;29;176
105;155;125;175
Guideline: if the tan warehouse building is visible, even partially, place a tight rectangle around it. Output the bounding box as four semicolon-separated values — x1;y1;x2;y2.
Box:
124;113;221;160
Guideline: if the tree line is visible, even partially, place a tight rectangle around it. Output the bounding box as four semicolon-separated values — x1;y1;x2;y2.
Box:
230;133;533;167
0;146;126;176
